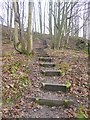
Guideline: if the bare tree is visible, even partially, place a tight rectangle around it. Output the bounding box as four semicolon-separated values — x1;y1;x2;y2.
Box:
13;0;19;46
33;3;36;32
9;2;13;41
13;0;26;53
7;1;9;32
38;1;42;35
27;1;33;54
49;0;52;41
53;2;57;45
43;1;46;34
88;1;90;40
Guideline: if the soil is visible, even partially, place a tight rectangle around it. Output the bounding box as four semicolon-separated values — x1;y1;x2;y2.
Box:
2;39;89;119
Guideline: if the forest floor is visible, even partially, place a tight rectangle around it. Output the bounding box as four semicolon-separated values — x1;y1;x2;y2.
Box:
2;40;89;119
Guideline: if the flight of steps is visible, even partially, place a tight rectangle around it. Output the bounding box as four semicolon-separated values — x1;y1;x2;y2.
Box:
31;40;74;108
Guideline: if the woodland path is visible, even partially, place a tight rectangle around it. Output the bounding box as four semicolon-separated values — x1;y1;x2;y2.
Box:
18;39;79;118
2;39;88;119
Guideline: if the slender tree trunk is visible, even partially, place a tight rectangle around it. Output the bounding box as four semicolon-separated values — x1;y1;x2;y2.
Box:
54;2;57;48
64;2;68;36
34;4;36;32
22;2;24;29
16;2;25;51
83;2;87;39
13;0;25;53
13;0;19;45
74;4;79;36
58;1;60;27
43;2;46;34
64;2;73;47
71;2;74;36
7;2;9;32
9;3;13;41
49;0;52;39
88;2;90;40
38;1;42;35
49;0;53;48
21;1;25;51
27;1;33;54
58;2;65;49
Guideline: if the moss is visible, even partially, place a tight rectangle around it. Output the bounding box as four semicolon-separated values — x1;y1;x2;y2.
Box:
59;69;65;76
64;100;70;108
59;62;70;73
76;105;88;119
65;80;71;89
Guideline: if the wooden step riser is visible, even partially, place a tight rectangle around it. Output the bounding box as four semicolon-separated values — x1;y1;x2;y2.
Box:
41;83;70;92
39;58;52;62
39;63;55;67
31;97;73;107
38;55;50;57
41;70;61;76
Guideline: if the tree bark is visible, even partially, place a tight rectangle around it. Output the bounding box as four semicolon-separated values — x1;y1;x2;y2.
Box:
9;3;13;41
88;2;90;40
27;1;33;54
38;1;42;35
13;0;19;45
7;1;9;32
83;2;87;39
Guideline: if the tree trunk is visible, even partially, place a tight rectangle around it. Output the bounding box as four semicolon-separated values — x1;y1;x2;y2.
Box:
9;3;13;41
7;2;9;32
17;2;25;51
58;2;65;49
34;4;36;32
21;1;25;51
58;1;60;27
13;0;19;45
27;1;33;54
49;0;52;39
53;2;57;48
88;2;90;40
74;4;79;36
64;2;73;48
38;1;42;35
83;2;87;39
43;2;46;34
49;0;53;48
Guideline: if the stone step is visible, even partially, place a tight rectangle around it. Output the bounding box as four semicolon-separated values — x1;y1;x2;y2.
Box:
39;57;52;62
31;97;73;107
35;48;43;51
41;82;71;92
41;70;62;76
39;62;55;67
37;54;49;57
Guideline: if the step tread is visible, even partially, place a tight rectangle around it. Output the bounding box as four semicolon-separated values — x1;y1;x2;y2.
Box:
39;57;52;59
31;97;73;107
41;69;62;76
39;57;52;62
39;62;55;67
42;69;60;72
41;82;71;92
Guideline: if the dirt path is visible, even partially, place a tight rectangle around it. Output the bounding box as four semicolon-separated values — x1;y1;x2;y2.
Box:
2;39;89;118
16;40;72;118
